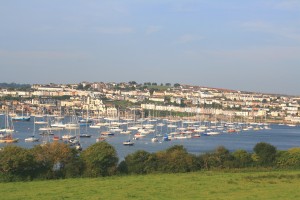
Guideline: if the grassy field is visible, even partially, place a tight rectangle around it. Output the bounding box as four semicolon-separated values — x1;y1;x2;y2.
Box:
1;170;300;199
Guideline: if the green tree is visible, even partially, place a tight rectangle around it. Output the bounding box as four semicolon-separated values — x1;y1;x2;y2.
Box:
83;84;91;90
31;142;81;179
81;142;118;177
77;84;84;90
253;142;277;166
0;146;38;181
174;83;180;87
156;145;198;173
124;150;157;174
276;148;300;169
128;81;137;85
232;149;253;168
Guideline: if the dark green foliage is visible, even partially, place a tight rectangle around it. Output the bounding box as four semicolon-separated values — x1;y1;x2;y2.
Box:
2;141;300;183
76;84;84;90
253;142;277;166
0;146;38;181
124;150;157;174
156;145;198;173
81;142;118;177
232;149;253;168
0;82;31;89
198;146;234;169
174;83;180;87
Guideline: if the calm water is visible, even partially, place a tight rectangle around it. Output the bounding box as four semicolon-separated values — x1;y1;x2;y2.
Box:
1;116;300;160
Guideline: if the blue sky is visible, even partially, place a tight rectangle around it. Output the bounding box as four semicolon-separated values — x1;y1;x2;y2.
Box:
1;0;300;95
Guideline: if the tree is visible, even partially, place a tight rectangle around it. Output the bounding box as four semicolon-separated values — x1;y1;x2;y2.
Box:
124;150;157;174
165;83;171;87
232;149;253;168
174;83;180;87
156;145;198;173
81;142;118;177
253;142;277;166
276;148;300;169
77;84;84;90
83;84;91;90
128;81;137;85
0;146;38;181
31;142;81;179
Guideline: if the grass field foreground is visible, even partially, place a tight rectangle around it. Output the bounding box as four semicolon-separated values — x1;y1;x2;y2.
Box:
0;170;300;200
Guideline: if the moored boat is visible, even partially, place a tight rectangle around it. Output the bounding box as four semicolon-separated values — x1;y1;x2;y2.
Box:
123;140;134;146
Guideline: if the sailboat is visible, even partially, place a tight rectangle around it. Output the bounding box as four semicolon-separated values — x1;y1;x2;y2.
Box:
11;106;30;121
0;133;19;143
25;116;39;142
0;111;14;133
0;111;18;143
123;133;134;146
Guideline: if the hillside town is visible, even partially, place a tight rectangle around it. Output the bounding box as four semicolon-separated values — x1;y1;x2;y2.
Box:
0;82;299;124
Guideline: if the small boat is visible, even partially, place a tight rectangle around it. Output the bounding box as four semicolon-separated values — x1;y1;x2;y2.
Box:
78;119;93;126
62;135;76;140
120;130;131;134
227;129;236;133
53;135;60;141
134;133;146;138
151;137;159;142
80;133;92;138
11;115;30;122
192;133;201;138
163;135;171;141
25;136;39;142
123;140;134;146
101;131;114;136
96;137;106;142
0;135;19;143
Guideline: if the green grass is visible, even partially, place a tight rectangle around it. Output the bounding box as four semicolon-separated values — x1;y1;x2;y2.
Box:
1;170;300;199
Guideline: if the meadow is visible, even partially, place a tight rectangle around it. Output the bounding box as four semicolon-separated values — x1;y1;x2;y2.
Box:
0;170;300;200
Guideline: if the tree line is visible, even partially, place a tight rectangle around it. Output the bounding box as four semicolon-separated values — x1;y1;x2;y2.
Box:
0;141;300;182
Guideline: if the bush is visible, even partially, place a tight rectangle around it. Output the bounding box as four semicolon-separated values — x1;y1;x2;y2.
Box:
156;145;198;173
81;142;118;177
31;142;81;179
124;150;157;174
253;142;277;167
0;146;38;181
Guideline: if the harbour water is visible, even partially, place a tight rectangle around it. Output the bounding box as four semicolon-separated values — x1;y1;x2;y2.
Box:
1;115;300;161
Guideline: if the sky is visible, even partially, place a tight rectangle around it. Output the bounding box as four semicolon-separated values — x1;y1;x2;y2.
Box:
1;0;300;95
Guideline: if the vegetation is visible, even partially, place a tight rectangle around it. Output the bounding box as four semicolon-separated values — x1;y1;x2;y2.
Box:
0;82;31;90
1;171;300;199
1;141;300;183
81;142;118;177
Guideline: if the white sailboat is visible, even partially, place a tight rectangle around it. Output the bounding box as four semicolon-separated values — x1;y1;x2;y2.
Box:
25;116;39;142
123;133;134;146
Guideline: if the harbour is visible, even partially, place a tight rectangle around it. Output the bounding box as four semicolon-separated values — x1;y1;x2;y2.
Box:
1;115;299;160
